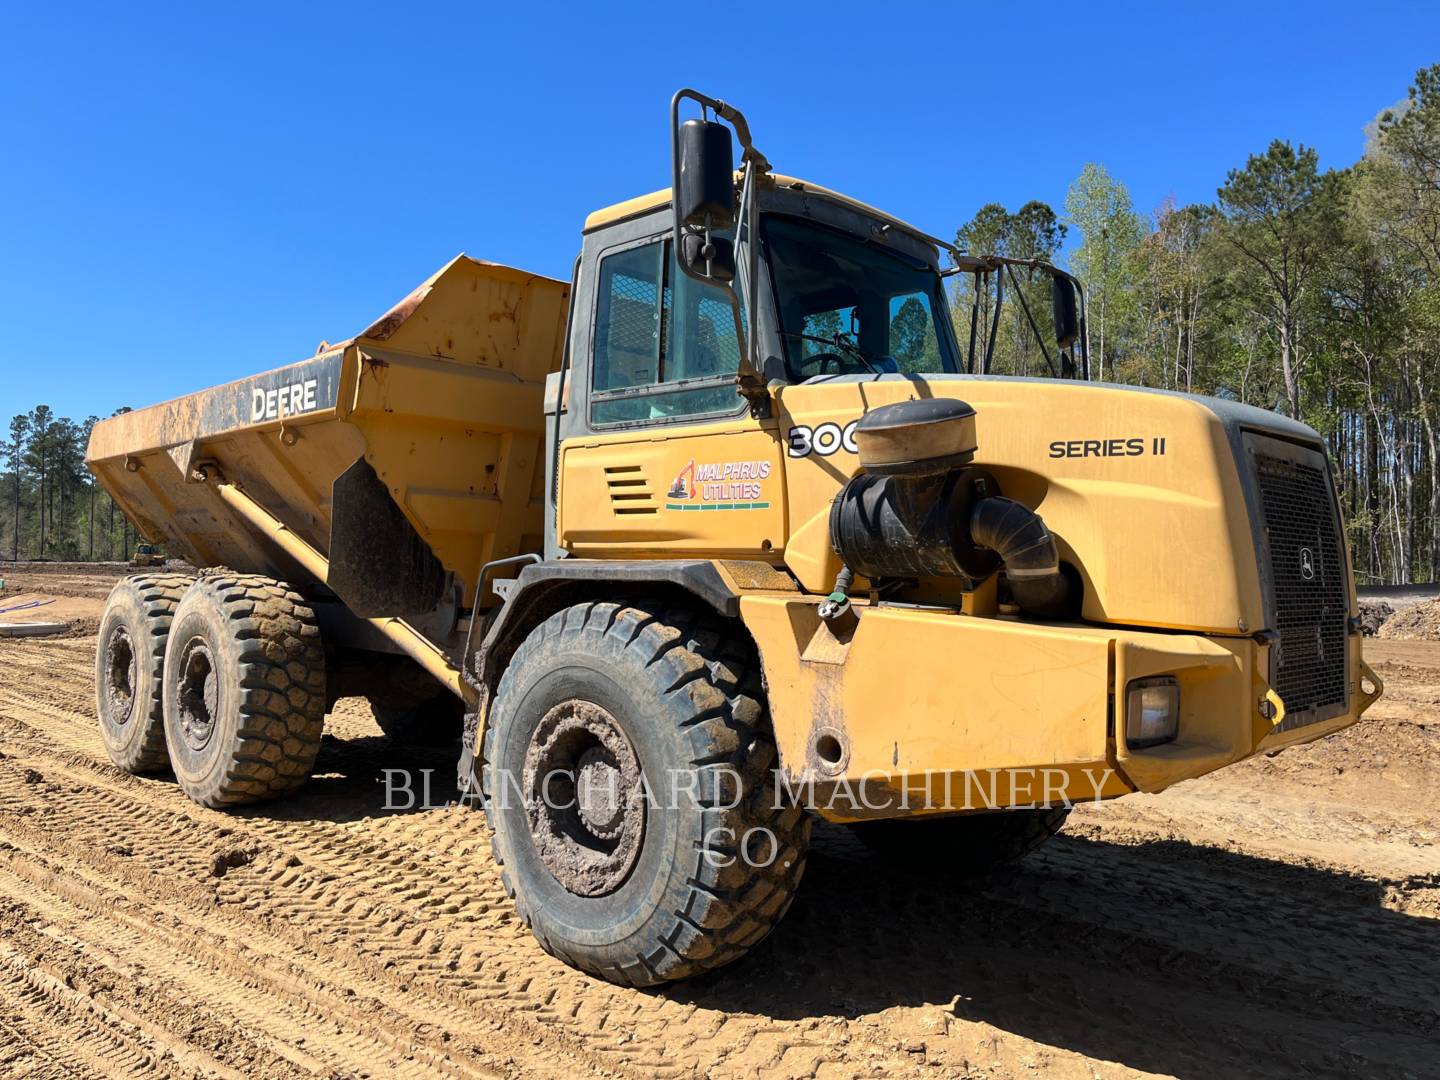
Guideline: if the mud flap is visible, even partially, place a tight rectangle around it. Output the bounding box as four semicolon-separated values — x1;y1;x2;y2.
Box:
328;457;446;617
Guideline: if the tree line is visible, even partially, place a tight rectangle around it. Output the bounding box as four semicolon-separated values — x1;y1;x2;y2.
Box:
2;407;143;563
957;63;1440;585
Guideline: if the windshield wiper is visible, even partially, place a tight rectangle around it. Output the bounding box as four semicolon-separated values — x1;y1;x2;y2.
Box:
780;330;884;376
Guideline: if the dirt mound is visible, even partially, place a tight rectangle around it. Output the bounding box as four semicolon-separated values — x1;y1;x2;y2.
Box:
1358;598;1394;635
0;562;136;601
1378;596;1440;640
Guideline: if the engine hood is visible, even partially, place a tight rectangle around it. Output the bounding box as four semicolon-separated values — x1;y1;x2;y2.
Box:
772;373;1325;636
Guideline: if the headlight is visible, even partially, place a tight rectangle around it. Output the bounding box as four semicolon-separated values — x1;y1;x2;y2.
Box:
1126;677;1179;748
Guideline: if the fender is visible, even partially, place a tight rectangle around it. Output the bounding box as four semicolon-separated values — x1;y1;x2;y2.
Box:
458;558;796;795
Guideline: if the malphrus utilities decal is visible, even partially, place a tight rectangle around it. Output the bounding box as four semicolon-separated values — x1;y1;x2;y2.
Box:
665;459;771;511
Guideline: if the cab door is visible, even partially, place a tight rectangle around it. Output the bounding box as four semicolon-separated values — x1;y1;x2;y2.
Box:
557;227;786;559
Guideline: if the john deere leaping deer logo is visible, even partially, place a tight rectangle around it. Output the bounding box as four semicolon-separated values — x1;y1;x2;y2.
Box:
665;458;771;512
1299;547;1316;581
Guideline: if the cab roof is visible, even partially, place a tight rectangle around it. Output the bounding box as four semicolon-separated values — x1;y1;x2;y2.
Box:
582;173;938;251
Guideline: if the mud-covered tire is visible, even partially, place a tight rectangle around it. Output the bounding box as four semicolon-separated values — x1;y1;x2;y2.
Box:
483;600;810;987
371;691;465;747
95;573;193;773
162;573;325;808
849;806;1070;878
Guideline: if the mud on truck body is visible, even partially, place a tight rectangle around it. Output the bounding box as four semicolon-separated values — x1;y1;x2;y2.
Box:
87;90;1382;986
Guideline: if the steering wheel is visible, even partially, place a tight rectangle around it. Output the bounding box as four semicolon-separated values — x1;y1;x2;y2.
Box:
781;330;879;381
793;352;846;378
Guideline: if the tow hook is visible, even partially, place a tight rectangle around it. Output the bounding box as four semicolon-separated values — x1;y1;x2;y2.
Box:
818;590;851;622
819;565;855;626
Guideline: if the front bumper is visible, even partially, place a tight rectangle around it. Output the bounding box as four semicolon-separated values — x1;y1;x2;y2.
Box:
740;595;1382;822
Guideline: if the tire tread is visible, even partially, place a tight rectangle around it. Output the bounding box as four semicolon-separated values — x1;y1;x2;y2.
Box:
96;572;194;773
166;572;324;807
482;598;810;986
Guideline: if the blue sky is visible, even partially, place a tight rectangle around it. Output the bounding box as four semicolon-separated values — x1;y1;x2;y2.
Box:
2;2;1437;424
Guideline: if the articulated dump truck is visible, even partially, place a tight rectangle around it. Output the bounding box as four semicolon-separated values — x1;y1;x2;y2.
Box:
87;90;1382;987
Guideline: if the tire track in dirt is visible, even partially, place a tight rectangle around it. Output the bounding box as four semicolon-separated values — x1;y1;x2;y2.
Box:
0;762;600;1077
0;945;152;1080
0;737;873;1077
0;912;264;1080
2;630;1438;1078
0;638;922;1078
0;645;867;1073
0;844;509;1080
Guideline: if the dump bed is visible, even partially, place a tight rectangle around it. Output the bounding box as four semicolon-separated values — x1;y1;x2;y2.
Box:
87;255;569;614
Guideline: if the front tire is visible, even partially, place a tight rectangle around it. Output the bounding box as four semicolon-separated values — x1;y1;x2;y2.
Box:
95;573;193;773
483;600;810;986
162;573;325;808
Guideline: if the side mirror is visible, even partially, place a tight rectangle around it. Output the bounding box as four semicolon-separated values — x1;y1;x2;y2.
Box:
680;232;736;283
1051;275;1079;348
676;119;736;230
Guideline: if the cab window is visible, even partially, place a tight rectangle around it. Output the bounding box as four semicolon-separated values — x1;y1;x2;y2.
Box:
591;238;743;425
765;215;959;381
887;292;942;373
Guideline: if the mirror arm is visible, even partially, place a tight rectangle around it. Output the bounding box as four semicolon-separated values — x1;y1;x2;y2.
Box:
950;251;1089;381
670;88;769;416
1005;264;1059;379
709;100;770;175
966;270;981;375
984;266;1004;375
733;160;770;412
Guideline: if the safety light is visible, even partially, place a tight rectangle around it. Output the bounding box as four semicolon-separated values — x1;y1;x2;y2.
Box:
1126;677;1180;748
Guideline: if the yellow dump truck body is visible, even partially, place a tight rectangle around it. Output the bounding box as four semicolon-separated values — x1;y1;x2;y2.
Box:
87;256;569;611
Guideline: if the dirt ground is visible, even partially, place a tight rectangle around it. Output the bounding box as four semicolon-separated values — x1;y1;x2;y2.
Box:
0;565;1436;1079
0;562;148;636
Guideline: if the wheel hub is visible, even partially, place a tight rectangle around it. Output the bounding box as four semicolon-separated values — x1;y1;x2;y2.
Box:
103;626;137;725
175;637;218;752
575;746;625;839
523;700;644;897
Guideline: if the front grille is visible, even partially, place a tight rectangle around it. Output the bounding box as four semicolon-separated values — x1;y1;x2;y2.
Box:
1250;440;1349;730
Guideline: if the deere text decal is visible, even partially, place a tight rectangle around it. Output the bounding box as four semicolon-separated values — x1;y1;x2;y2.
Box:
233;352;342;429
251;378;319;422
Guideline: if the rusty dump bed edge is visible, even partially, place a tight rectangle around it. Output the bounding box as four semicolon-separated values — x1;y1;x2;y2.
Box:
87;254;571;614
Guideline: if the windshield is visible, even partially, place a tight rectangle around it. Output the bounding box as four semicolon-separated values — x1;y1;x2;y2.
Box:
764;215;959;381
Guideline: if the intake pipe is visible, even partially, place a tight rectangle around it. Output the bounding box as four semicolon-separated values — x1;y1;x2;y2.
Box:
969;496;1069;618
827;398;1076;619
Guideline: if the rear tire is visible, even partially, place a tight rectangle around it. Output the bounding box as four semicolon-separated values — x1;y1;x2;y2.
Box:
483;600;810;986
95;573;193;773
848;807;1070;878
162;573;325;808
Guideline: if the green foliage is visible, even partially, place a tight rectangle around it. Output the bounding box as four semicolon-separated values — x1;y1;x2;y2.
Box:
1215;140;1344;418
1064;163;1144;380
948;62;1440;584
952;200;1067;376
1;404;138;563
